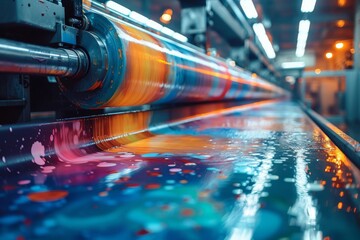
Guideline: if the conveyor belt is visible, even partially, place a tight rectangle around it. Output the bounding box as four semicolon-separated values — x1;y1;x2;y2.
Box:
1;100;360;239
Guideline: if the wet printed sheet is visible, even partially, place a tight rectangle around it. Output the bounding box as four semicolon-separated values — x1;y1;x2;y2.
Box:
1;101;360;240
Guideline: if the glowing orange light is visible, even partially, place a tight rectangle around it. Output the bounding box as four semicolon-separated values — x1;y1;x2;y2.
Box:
336;20;345;28
325;52;333;59
315;68;321;74
160;9;173;24
338;0;346;7
339;191;344;197
338;202;343;209
251;73;258;78
350;48;355;54
335;42;344;49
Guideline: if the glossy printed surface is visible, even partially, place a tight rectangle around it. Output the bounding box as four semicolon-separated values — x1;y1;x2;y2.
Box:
1;101;360;240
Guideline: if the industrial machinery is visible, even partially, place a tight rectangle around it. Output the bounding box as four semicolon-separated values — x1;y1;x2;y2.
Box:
0;1;360;239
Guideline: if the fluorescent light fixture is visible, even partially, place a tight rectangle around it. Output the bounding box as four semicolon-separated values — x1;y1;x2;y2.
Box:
301;0;317;13
129;11;148;24
105;1;131;16
296;47;305;57
295;20;311;57
161;27;175;36
146;20;163;31
281;62;305;69
299;20;310;33
172;32;188;42
252;23;276;59
240;0;258;19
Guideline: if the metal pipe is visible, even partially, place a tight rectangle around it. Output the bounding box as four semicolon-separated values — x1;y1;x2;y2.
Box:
0;38;88;78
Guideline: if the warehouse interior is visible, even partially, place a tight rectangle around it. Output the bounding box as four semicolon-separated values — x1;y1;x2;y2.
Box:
0;0;360;239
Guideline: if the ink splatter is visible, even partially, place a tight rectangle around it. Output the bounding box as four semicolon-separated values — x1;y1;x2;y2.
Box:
27;190;68;202
31;141;46;166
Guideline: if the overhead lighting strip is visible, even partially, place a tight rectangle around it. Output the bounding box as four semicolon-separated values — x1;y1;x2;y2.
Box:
239;0;258;19
105;1;188;42
295;20;310;57
301;0;317;13
252;23;276;59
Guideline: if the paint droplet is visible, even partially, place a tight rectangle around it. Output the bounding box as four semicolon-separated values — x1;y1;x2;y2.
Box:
41;166;56;173
27;190;68;202
260;192;269;197
307;183;324;191
185;162;196;166
97;162;117;167
232;189;242;195
181;208;194;217
136;229;150;236
18;180;31;185
267;175;279;180
31;141;46;166
99;191;108;197
145;183;161;190
169;168;182;173
284;178;295;183
120;154;135;158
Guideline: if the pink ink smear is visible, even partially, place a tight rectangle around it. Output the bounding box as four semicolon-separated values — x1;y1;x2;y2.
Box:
97;162;117;167
31;141;46;166
18;180;31;185
169;168;182;173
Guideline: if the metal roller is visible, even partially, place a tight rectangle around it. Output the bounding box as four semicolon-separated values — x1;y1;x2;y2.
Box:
0;39;88;78
58;12;285;109
0;11;286;109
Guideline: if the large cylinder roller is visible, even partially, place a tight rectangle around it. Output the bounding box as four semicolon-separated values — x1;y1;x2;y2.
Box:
0;10;285;109
58;11;284;108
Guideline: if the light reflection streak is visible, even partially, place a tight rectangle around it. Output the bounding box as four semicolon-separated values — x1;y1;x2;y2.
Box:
226;149;275;240
288;149;322;240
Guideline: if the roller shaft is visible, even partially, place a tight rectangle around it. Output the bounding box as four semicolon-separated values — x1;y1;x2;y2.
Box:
0;38;88;78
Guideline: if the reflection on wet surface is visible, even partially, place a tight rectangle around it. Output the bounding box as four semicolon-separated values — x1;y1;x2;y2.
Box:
1;101;360;239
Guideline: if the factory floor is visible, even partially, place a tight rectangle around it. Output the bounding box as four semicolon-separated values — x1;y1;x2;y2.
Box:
1;100;360;240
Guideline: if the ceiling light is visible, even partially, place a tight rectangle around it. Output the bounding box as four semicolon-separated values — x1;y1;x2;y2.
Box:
285;76;296;84
295;20;311;57
129;11;148;24
315;68;321;74
299;20;311;33
338;0;346;7
336;20;345;28
281;62;305;69
240;0;258;19
160;9;173;24
252;23;276;59
335;42;344;49
301;0;317;13
105;1;131;16
325;52;333;59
